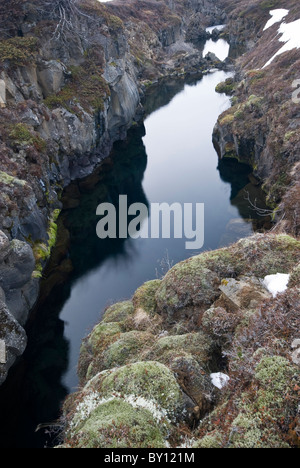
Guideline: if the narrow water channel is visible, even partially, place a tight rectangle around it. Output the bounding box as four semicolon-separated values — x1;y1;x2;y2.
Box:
0;43;271;448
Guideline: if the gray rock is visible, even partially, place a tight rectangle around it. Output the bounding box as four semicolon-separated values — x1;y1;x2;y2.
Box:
219;276;272;311
37;60;66;97
0;300;27;386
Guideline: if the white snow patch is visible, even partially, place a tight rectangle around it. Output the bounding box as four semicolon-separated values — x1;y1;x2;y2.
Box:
206;24;226;34
263;273;290;297
210;372;230;390
263;19;300;68
263;9;289;31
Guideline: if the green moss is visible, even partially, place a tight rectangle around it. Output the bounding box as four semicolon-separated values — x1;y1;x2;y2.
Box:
0;36;38;64
89;322;122;352
144;332;213;368
102;301;134;323
231;413;290;449
45;58;110;114
107;14;124;32
32;209;61;271
255;356;296;395
9;123;46;151
230;356;298;448
103;331;155;369
132;280;161;316
193;433;223;448
245;94;264;109
284;131;297;142
0;171;27;187
71;398;167;448
155;255;219;316
100;361;183;418
219;113;235;126
215;78;235;96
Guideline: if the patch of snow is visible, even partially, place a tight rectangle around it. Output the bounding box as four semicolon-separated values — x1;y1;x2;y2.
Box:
263;19;300;68
263;273;290;297
206;25;226;34
210;372;230;390
263;9;289;31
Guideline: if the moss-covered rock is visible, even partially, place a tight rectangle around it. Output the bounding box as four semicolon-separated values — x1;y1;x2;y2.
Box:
78;322;122;383
97;361;183;419
156;259;220;318
102;330;155;369
69;397;168;448
144;332;214;369
102;301;134;323
132;280;161;316
155;234;300;322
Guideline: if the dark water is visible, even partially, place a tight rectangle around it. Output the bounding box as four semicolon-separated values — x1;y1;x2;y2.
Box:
0;69;271;448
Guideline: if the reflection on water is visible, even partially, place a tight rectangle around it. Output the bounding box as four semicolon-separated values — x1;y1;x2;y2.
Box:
0;71;271;448
202;39;230;61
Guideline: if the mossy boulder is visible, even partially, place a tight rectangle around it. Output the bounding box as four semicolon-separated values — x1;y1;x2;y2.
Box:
155;235;300;323
89;322;122;352
202;306;242;344
102;330;155;369
231;234;300;277
132;280;161;316
78;322;122;383
94;361;183;420
144;332;214;370
102;301;134;323
155;259;220;319
69;397;168;448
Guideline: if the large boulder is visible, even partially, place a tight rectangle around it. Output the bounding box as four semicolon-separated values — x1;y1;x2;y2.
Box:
63;361;184;448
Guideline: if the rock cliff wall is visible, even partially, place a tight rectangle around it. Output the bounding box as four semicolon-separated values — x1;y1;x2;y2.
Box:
214;0;300;236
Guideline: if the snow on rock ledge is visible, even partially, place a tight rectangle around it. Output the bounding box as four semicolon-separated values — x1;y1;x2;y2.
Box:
263;273;290;298
263;16;300;68
263;9;289;31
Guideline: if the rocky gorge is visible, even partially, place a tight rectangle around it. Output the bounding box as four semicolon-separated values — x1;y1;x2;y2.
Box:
0;0;228;385
0;0;299;449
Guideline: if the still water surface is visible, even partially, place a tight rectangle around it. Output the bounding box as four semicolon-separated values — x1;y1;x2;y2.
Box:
59;70;264;391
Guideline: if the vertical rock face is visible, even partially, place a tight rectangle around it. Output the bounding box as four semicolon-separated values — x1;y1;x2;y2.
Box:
0;79;5;107
0;231;38;324
0;230;37;385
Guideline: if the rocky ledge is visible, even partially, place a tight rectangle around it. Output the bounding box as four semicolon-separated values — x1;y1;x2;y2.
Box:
60;234;300;448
